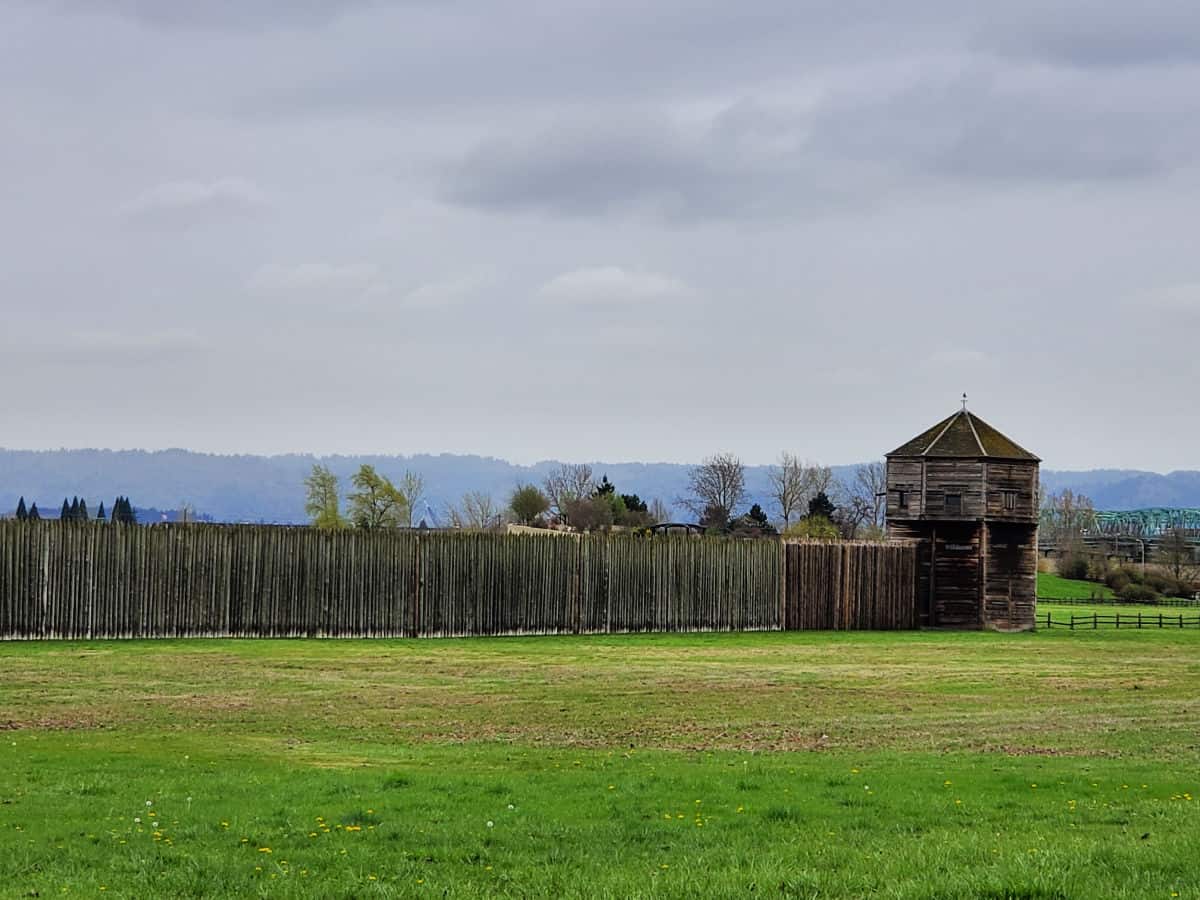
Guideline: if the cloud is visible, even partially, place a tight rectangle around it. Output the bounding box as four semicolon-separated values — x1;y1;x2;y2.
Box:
812;64;1198;182
1139;283;1200;314
537;267;692;306
20;329;209;366
922;349;988;369
441;60;1198;225
120;178;265;227
440;111;875;223
248;262;379;298
48;0;381;30
977;2;1200;68
400;274;490;309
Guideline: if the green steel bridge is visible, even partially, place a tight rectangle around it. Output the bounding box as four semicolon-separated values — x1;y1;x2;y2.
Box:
1092;508;1200;537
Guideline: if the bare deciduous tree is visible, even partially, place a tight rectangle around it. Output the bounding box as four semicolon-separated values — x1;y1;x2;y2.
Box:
1040;489;1096;544
446;491;503;530
648;497;671;525
397;470;426;527
853;461;887;529
1158;528;1198;584
542;463;595;521
835;485;873;539
768;451;807;528
803;464;834;500
681;453;746;524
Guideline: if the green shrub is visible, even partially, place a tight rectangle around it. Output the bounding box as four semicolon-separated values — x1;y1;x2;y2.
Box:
1143;571;1171;594
1164;577;1195;599
1057;554;1090;581
1118;583;1160;604
1105;571;1131;594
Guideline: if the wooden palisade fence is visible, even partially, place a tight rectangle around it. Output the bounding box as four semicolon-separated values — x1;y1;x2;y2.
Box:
0;522;917;640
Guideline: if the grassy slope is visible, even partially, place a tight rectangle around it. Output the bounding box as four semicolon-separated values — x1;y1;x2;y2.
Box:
1038;572;1116;600
2;631;1199;899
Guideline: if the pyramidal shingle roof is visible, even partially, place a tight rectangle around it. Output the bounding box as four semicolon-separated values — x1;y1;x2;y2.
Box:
887;410;1039;461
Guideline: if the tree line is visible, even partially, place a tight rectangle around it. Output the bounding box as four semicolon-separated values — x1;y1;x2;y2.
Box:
10;496;137;524
303;455;889;540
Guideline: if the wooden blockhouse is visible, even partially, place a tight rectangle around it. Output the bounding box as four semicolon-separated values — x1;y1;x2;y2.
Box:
886;409;1039;631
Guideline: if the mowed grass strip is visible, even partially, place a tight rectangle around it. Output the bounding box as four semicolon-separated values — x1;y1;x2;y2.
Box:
1;630;1198;898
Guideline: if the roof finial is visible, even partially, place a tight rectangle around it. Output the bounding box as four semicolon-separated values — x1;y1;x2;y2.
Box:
961;392;968;412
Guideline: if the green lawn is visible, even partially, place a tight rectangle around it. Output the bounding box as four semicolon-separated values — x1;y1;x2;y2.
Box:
1040;601;1200;620
1038;571;1116;600
2;631;1199;898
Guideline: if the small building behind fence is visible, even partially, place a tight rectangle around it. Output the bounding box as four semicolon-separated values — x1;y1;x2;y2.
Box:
885;405;1040;631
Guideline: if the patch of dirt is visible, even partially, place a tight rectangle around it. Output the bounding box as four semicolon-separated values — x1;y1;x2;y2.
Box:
0;714;106;731
983;743;1116;758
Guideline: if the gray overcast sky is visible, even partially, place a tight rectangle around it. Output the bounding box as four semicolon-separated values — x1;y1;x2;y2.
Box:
2;1;1198;470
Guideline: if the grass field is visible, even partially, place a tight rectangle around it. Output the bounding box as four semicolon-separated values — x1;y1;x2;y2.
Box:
1038;572;1116;601
2;630;1199;898
1040;601;1200;620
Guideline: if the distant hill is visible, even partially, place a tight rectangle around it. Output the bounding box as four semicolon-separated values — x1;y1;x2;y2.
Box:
1039;469;1200;510
1;448;1196;524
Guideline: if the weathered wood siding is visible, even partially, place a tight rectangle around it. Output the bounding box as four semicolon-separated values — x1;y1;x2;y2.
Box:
930;524;982;627
885;458;925;521
983;461;1040;522
0;522;919;639
923;459;986;520
982;523;1038;631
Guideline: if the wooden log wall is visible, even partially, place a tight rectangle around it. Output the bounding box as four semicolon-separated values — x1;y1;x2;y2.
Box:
783;541;918;630
0;522;917;640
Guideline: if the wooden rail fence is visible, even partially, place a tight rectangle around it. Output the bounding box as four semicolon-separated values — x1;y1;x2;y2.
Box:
1041;612;1200;630
0;522;918;640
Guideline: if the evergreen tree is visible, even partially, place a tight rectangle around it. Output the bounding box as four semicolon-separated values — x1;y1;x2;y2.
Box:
15;497;27;520
61;498;71;521
78;499;89;521
807;491;837;521
28;503;40;521
96;501;107;522
112;497;138;525
620;493;648;513
594;475;616;497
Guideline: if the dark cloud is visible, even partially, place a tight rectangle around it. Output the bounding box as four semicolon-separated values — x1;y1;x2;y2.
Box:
978;2;1200;67
441;62;1197;222
811;66;1198;182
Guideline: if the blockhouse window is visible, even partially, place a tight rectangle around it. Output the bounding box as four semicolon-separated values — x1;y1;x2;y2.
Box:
1002;490;1018;511
944;491;963;516
897;488;909;510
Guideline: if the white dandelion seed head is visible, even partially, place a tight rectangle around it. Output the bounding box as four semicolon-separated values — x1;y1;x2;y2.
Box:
486;821;494;828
